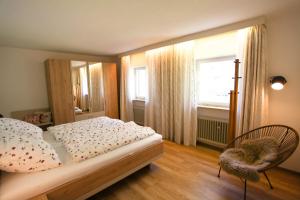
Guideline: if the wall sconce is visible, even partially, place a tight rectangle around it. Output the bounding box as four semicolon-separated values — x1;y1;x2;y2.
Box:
270;76;287;90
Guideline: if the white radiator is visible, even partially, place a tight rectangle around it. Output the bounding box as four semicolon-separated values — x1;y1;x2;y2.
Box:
197;118;228;148
132;100;145;126
133;107;144;126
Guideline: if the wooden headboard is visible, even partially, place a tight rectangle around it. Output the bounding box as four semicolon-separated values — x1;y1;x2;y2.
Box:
11;108;50;120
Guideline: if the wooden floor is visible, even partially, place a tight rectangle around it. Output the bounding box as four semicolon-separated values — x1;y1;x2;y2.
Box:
89;141;300;200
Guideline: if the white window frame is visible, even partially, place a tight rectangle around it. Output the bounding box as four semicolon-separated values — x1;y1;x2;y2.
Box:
196;55;236;109
133;66;146;100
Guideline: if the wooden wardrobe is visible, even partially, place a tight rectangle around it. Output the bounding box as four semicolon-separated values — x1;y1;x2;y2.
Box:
45;59;119;125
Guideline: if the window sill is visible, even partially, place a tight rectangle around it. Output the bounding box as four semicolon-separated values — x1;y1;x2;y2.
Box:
132;101;228;110
197;105;229;111
133;99;145;102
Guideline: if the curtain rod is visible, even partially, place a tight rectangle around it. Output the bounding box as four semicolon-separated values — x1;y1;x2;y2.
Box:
118;16;266;57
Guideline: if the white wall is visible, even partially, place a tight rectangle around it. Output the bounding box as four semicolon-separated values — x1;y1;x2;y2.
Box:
267;6;300;172
198;107;228;122
0;47;115;117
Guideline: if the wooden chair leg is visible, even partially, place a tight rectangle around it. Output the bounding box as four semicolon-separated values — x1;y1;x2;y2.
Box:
218;166;222;177
263;171;274;189
244;179;247;200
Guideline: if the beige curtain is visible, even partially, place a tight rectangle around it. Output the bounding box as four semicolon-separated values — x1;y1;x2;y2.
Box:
120;56;134;121
238;25;269;135
89;63;105;112
144;41;197;146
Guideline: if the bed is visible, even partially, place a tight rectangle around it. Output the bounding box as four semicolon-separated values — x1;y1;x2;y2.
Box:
0;118;163;200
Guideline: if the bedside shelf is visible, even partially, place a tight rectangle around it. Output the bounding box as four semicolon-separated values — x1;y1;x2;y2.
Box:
36;122;53;126
36;122;53;131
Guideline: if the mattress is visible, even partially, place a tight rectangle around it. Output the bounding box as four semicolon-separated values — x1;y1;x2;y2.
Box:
0;131;162;200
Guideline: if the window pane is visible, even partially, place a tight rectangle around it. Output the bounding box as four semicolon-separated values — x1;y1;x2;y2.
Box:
197;57;235;108
134;67;146;99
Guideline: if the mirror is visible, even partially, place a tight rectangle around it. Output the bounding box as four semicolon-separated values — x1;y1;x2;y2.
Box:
88;62;105;112
71;60;105;114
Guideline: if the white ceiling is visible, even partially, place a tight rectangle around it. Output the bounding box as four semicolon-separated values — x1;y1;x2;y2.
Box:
0;0;298;55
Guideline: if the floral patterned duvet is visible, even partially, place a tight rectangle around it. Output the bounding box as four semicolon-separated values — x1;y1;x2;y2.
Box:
47;117;155;162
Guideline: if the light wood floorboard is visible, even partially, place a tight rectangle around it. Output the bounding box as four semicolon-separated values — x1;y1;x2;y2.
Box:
89;141;300;200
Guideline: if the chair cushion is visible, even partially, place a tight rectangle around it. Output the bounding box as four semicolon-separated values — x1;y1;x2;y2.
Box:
220;137;278;181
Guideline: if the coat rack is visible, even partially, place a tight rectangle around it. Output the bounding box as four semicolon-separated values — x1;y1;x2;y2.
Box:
228;59;240;143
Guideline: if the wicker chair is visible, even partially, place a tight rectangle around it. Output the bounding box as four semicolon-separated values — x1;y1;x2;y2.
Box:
217;125;299;200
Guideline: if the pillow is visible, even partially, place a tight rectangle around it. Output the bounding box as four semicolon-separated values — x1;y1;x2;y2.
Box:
0;130;62;173
0;118;43;139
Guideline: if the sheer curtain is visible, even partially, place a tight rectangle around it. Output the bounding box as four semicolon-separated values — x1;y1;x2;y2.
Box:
237;25;269;135
144;41;197;146
120;56;134;122
79;67;89;111
89;63;105;112
72;68;81;108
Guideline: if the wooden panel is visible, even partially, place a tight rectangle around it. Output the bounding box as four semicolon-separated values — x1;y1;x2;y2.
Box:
102;63;119;119
46;142;163;200
11;108;50;120
30;194;48;200
45;59;75;125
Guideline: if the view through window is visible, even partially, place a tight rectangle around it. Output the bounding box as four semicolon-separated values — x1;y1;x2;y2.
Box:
134;67;146;100
196;56;235;108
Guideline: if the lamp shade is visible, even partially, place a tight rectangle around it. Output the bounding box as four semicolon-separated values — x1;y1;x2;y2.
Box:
270;76;287;90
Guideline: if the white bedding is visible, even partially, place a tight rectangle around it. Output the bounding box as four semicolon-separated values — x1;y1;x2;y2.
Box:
0;131;162;200
48;117;156;162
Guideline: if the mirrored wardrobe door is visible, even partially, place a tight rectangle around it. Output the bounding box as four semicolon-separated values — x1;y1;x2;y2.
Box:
88;62;105;113
71;60;89;114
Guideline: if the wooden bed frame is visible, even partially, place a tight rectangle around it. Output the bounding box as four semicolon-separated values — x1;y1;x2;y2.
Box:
30;141;163;200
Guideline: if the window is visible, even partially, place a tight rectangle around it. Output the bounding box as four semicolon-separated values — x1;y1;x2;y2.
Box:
196;56;235;108
134;67;146;100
